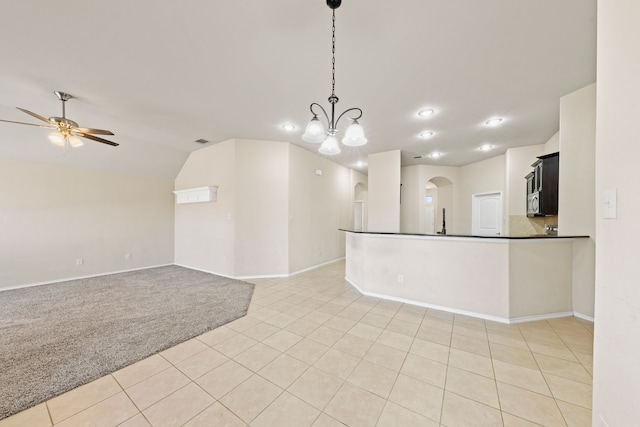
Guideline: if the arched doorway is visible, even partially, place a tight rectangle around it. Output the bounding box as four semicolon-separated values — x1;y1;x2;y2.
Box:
424;177;454;234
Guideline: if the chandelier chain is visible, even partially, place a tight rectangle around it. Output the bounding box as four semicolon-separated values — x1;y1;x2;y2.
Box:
331;9;336;98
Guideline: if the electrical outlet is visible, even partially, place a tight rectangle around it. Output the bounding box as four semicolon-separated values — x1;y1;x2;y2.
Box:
397;274;404;283
76;258;83;266
125;252;132;260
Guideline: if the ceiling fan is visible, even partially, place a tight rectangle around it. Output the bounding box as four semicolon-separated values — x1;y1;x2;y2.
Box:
0;91;118;150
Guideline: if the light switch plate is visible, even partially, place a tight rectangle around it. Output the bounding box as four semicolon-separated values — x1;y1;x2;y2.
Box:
603;188;617;219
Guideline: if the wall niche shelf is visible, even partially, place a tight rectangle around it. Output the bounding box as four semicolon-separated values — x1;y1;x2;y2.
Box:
173;186;218;204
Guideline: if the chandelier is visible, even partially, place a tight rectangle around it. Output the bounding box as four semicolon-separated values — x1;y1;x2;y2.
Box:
302;0;367;155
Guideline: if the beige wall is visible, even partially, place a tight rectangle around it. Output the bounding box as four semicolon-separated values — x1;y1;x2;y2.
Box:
174;140;236;276
0;157;175;289
288;144;356;273
456;155;505;235
593;0;640;424
175;139;355;278
235;140;289;277
368;150;401;232
559;84;596;319
400;165;421;233
346;232;575;322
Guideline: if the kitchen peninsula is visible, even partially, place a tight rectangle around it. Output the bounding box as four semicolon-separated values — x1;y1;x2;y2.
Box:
342;229;588;324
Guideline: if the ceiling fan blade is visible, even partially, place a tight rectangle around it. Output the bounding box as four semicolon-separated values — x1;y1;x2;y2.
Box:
73;127;114;136
75;132;119;147
16;107;54;124
0;118;54;129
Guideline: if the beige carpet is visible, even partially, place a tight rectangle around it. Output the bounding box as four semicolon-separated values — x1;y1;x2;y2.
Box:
0;265;254;420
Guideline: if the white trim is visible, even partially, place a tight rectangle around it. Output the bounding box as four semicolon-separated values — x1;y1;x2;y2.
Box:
345;276;512;324
173;186;217;204
173;263;238;280
234;273;289;280
288;257;345;277
508;312;575;324
175;257;345;281
573;311;595;322
345;276;576;325
0;264;174;292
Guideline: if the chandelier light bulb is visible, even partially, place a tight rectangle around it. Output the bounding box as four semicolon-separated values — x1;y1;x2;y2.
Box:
342;120;367;147
319;135;341;155
302;115;327;143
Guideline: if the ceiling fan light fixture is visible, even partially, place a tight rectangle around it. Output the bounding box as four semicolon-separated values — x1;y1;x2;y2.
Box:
48;131;65;146
69;136;84;147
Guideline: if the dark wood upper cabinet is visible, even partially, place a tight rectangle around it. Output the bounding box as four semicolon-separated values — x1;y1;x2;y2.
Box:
526;152;559;217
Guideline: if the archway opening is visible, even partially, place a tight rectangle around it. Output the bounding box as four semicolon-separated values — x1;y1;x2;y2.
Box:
425;177;454;234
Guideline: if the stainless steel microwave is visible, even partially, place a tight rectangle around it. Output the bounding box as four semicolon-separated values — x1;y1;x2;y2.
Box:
527;191;541;215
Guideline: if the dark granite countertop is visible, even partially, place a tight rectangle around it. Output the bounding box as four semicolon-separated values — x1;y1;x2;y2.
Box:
339;229;589;240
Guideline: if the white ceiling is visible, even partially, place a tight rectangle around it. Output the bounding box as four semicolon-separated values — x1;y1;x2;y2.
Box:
0;0;596;178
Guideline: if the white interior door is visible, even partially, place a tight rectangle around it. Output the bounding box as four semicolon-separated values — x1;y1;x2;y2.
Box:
472;192;503;236
354;201;364;231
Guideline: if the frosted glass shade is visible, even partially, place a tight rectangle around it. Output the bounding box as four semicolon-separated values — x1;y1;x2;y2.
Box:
69;136;84;147
48;131;65;146
302;116;326;143
342;120;367;147
319;136;341;155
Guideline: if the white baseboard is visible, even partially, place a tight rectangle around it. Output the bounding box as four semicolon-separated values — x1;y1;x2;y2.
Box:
0;264;174;292
345;276;512;324
573;311;595;322
508;312;575;324
173;264;238;279
289;257;345;277
175;257;345;281
345;276;578;325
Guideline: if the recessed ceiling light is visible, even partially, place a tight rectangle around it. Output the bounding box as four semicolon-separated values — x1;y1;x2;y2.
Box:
353;161;367;168
419;131;434;139
485;118;503;126
282;124;296;131
479;144;494;151
418;109;435;118
429;152;443;159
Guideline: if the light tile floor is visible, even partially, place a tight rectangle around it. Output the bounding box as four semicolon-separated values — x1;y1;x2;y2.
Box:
0;261;594;427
